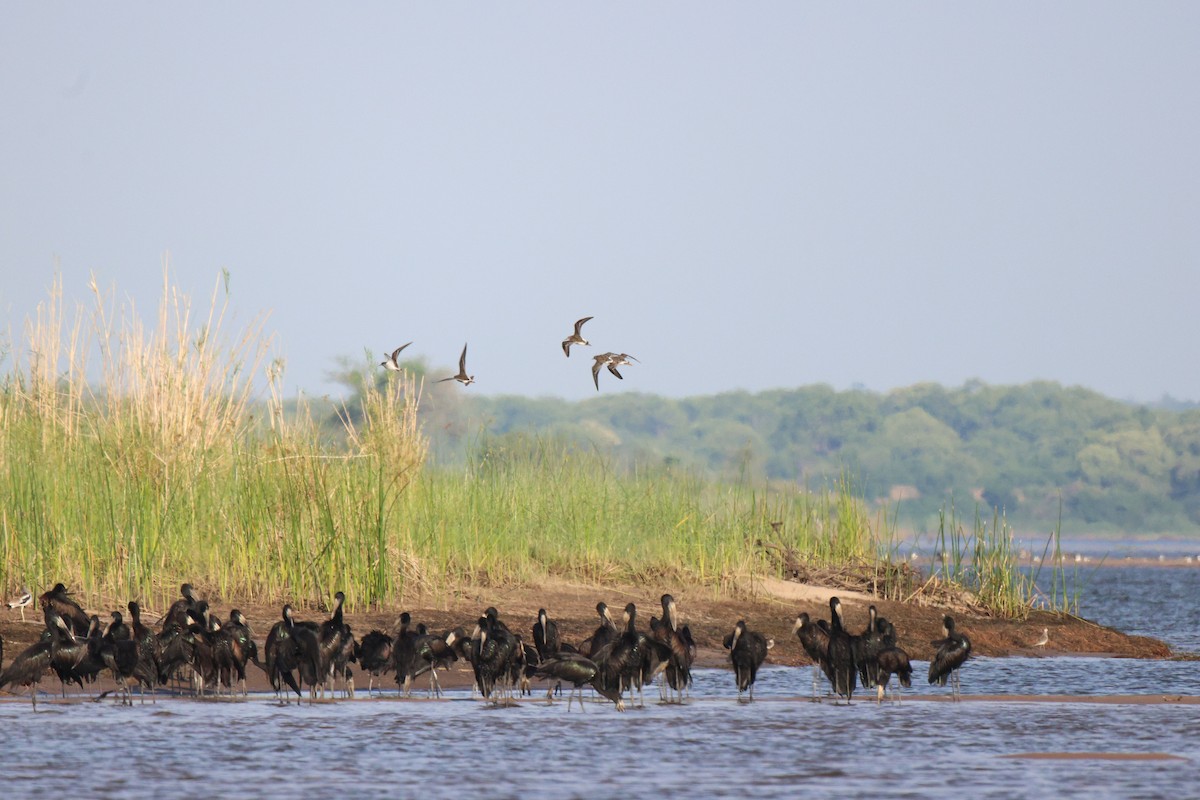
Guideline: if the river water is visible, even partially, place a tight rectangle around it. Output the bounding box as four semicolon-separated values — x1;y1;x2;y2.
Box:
2;565;1198;799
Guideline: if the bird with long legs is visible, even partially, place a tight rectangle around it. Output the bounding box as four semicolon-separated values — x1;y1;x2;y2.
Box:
853;605;884;691
355;630;394;696
791;612;830;702
411;628;460;698
826;597;857;704
533;608;567;700
127;601;161;701
928;615;971;700
6;586;33;622
652;594;694;703
874;645;913;703
535;653;625;711
0;612;74;710
724;620;773;702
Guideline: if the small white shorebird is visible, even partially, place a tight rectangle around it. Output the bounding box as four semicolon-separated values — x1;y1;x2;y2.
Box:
437;343;475;386
561;316;593;357
1033;627;1049;647
380;342;412;372
5;586;33;622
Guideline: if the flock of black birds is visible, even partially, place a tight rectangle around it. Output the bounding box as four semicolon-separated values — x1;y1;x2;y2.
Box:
0;584;972;712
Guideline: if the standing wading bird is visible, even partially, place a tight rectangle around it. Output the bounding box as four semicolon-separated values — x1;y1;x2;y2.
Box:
380;342;412;372
653;594;695;704
724;620;774;702
535;653;625;711
6;586;32;622
533;608;565;700
411;628;460;698
853;606;884;691
561;317;593;357
263;606;302;702
0;612;75;710
162;583;199;631
595;602;662;708
437;343;475;386
580;602;616;658
826;597;857;704
791;612;830;701
38;583;91;636
127;602;162;700
928;615;971;700
355;630;394;696
1033;628;1049;647
874;645;912;703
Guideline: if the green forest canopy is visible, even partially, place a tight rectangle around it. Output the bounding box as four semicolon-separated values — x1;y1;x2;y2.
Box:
354;377;1200;535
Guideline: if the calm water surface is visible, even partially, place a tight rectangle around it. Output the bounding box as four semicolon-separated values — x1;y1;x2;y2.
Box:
2;565;1197;799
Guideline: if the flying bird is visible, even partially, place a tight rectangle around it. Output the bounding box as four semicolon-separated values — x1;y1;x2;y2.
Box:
380;342;412;372
437;343;475;386
606;353;639;378
591;353;618;390
561;317;593;357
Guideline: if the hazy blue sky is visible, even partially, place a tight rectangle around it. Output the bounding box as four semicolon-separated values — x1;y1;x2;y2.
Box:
2;4;1197;402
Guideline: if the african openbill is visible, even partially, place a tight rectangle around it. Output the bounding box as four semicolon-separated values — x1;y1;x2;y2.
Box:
410;628;460;698
791;612;830;701
533;608;560;660
471;611;520;704
38;583;90;636
535;653;625;712
580;602;616;658
853;605;884;690
593;602;665;708
213;609;257;697
0;612;73;710
355;630;394;695
928;615;971;700
128;601;162;700
101;612;151;705
724;620;773;702
826;596;857;703
162;583;198;631
874;645;913;703
653;594;695;703
264;605;321;703
392;612;420;696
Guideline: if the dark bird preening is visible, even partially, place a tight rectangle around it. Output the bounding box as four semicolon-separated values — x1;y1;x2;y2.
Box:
928;615;971;700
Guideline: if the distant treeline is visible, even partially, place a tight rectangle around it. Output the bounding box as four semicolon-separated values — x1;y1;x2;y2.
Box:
351;377;1200;534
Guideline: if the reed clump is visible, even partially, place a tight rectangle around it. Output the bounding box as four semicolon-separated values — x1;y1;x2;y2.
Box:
0;269;425;612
